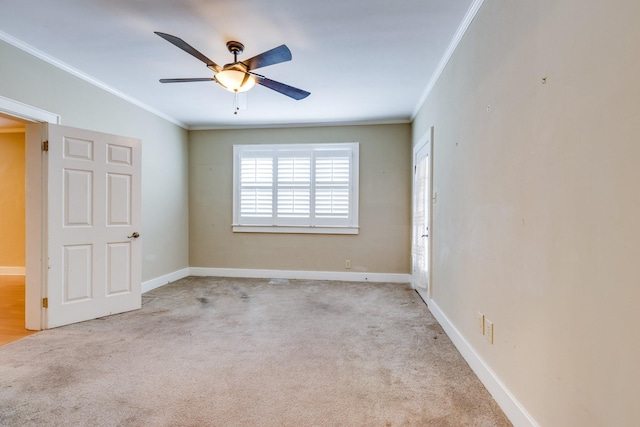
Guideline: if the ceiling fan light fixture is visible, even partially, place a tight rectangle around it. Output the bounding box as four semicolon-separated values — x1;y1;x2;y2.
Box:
156;33;309;100
214;69;255;93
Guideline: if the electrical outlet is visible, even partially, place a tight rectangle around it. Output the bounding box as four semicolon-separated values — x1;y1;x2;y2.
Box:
345;259;351;269
477;312;485;335
484;319;494;344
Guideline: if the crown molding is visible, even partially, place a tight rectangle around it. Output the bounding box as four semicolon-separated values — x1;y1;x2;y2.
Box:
189;118;411;131
0;31;187;129
411;0;485;118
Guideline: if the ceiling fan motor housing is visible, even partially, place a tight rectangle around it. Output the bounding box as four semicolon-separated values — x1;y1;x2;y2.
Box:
226;41;245;58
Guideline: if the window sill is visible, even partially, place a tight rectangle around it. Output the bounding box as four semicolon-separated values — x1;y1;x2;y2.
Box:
232;225;359;235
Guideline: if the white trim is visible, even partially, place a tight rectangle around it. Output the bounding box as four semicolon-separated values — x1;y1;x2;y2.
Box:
0;99;60;330
0;95;59;124
232;225;359;235
0;31;187;130
411;127;434;301
189;118;411;131
189;267;411;283
25;123;45;330
412;130;432;158
411;0;485;118
142;268;190;294
140;267;410;294
0;266;26;275
429;300;539;427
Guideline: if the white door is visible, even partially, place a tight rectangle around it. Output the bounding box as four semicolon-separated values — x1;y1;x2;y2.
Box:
412;133;432;301
45;124;141;328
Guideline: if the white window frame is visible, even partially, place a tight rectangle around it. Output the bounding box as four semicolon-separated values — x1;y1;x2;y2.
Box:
232;142;359;234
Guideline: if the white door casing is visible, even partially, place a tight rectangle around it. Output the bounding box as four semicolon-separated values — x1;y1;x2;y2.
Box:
45;124;141;328
412;128;433;302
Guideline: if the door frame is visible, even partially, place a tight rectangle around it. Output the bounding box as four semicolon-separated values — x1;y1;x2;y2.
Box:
412;126;434;303
0;96;60;330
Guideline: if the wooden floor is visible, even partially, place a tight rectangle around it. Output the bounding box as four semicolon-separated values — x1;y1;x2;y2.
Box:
0;276;37;346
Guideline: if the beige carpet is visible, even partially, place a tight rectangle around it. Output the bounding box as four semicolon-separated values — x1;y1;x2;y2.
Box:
0;277;511;426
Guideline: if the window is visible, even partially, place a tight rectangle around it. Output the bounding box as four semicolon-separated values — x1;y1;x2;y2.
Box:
233;142;359;234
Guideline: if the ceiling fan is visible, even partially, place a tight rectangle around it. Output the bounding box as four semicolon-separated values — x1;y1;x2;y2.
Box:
155;32;310;101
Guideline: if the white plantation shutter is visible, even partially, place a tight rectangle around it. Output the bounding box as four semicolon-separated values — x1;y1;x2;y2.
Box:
233;143;359;233
277;154;311;219
315;151;350;219
240;155;273;218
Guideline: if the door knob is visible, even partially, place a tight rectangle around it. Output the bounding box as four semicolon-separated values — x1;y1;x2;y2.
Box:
127;232;140;239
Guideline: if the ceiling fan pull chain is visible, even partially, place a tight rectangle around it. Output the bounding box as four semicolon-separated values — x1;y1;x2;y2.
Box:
234;92;239;115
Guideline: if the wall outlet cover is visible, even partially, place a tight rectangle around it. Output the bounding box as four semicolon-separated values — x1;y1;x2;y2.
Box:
484;319;494;344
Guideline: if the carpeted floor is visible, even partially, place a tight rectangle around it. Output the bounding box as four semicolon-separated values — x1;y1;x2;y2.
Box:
0;277;511;426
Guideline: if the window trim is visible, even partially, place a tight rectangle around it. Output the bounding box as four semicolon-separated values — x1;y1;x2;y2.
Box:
232;142;359;234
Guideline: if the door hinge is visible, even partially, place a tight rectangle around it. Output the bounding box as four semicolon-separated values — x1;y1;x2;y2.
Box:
42;140;49;152
42;297;48;308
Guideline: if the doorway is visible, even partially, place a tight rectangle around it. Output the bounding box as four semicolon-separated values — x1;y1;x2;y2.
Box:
1;96;60;333
0;113;34;344
411;127;433;302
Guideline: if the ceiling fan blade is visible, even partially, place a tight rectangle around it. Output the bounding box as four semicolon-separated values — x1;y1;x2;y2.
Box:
242;45;292;70
155;32;222;72
253;76;310;100
159;78;215;83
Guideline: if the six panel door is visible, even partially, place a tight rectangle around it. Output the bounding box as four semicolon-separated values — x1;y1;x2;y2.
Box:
45;124;141;328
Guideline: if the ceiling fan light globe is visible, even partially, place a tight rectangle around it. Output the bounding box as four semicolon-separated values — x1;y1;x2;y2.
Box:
214;69;255;93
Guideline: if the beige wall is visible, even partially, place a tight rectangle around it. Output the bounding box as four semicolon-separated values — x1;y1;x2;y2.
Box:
190;124;411;273
0;40;189;282
413;0;640;425
0;132;25;268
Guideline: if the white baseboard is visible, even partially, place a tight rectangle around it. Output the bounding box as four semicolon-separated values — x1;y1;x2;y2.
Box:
0;266;25;275
142;267;190;293
428;300;539;427
189;267;411;283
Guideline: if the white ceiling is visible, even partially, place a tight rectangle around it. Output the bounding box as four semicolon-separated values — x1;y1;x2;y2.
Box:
0;0;474;129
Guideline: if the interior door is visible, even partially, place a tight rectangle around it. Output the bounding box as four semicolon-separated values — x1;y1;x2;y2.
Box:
412;136;431;301
45;124;141;328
